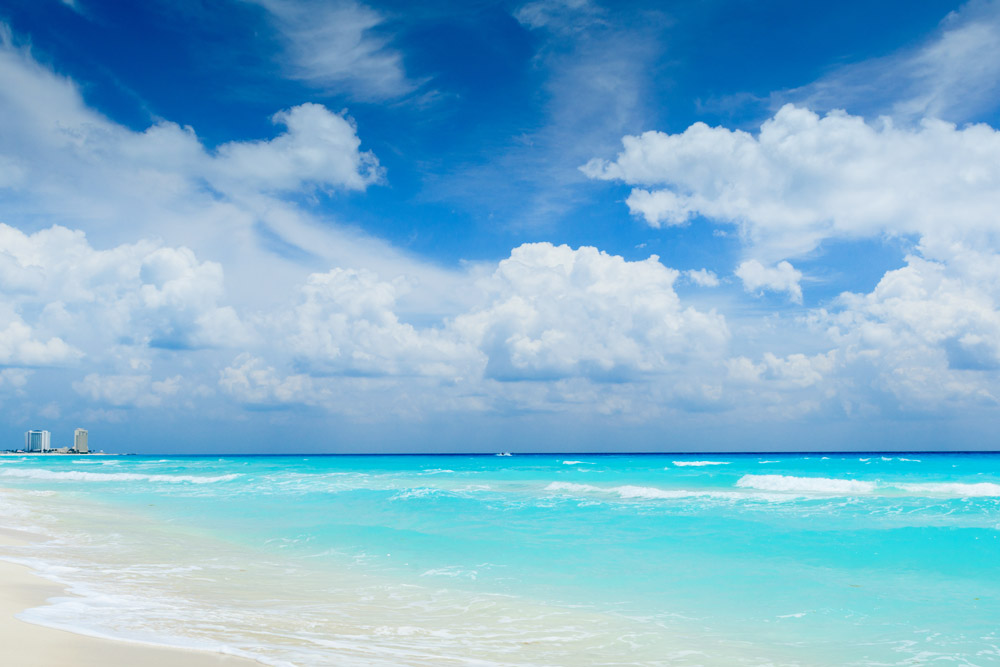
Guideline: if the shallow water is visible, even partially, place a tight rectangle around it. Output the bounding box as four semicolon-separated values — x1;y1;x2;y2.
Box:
1;453;999;665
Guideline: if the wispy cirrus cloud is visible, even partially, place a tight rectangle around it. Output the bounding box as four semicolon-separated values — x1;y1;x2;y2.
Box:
247;0;417;101
781;0;1000;123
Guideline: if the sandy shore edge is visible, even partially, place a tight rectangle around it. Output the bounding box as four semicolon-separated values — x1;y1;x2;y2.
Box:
0;526;260;667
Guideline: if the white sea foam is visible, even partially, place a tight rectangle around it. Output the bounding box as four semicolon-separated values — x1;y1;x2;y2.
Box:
562;461;595;465
420;566;478;580
671;461;730;467
0;469;239;484
736;475;877;494
738;475;1000;498
895;482;1000;497
544;481;775;502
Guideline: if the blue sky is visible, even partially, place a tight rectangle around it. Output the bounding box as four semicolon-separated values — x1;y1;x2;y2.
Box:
1;0;999;452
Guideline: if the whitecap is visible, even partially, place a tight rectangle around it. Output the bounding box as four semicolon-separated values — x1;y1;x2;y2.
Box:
544;481;786;502
736;474;876;495
737;475;1000;498
671;461;730;467
895;482;1000;497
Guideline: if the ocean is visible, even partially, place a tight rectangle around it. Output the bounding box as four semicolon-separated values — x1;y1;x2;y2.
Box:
1;453;998;666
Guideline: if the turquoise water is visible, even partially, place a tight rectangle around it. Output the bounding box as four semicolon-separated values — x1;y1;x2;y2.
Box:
1;453;999;665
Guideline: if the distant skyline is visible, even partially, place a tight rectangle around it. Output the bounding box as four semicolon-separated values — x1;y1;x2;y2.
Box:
2;0;1000;453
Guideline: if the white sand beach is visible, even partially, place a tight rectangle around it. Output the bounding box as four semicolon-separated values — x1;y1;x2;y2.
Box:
0;527;258;667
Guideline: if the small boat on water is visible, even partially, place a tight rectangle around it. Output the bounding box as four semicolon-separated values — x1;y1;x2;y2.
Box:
496;452;513;457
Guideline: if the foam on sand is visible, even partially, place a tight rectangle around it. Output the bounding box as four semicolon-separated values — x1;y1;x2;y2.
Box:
0;469;239;484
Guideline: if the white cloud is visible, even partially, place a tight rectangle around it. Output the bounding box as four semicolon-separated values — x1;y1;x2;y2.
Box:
429;0;661;230
72;373;183;408
0;368;31;390
219;354;316;406
0;318;79;366
0;32;463;325
585;89;1000;422
684;268;719;287
785;1;1000;124
727;352;836;389
0;223;248;356
583;104;1000;261
515;0;601;34
286;267;471;377
453;243;728;381
211;104;383;194
247;0;414;100
815;250;1000;406
735;260;802;303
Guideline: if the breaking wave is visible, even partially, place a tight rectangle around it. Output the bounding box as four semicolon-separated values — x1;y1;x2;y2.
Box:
0;469;240;484
545;481;762;501
737;475;1000;497
737;475;877;494
895;482;1000;497
671;461;730;467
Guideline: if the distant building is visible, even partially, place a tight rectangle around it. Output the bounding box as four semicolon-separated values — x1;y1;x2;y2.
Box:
74;428;89;454
25;430;51;452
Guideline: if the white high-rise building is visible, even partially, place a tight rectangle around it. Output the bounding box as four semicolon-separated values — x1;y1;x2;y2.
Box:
74;428;89;453
25;430;51;452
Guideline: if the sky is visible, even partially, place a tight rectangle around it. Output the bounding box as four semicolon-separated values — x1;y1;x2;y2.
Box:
1;0;1000;453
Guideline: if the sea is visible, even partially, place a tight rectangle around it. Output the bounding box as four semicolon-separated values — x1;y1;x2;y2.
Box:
1;453;998;666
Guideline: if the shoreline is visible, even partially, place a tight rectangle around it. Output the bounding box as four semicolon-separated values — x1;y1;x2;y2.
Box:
0;526;261;667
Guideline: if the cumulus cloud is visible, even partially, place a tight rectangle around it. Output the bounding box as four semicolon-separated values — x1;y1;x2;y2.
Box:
212;243;733;419
684;268;719;287
72;373;183;408
727;352;836;389
584;104;1000;261
585;93;1000;422
453;243;728;381
735;260;802;303
816;250;1000;406
0;319;78;366
219;354;316;406
211;104;383;194
0;368;31;390
0;223;248;361
286;267;471;377
0;31;461;333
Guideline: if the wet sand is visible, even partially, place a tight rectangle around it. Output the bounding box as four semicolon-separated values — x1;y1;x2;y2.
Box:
0;527;259;667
